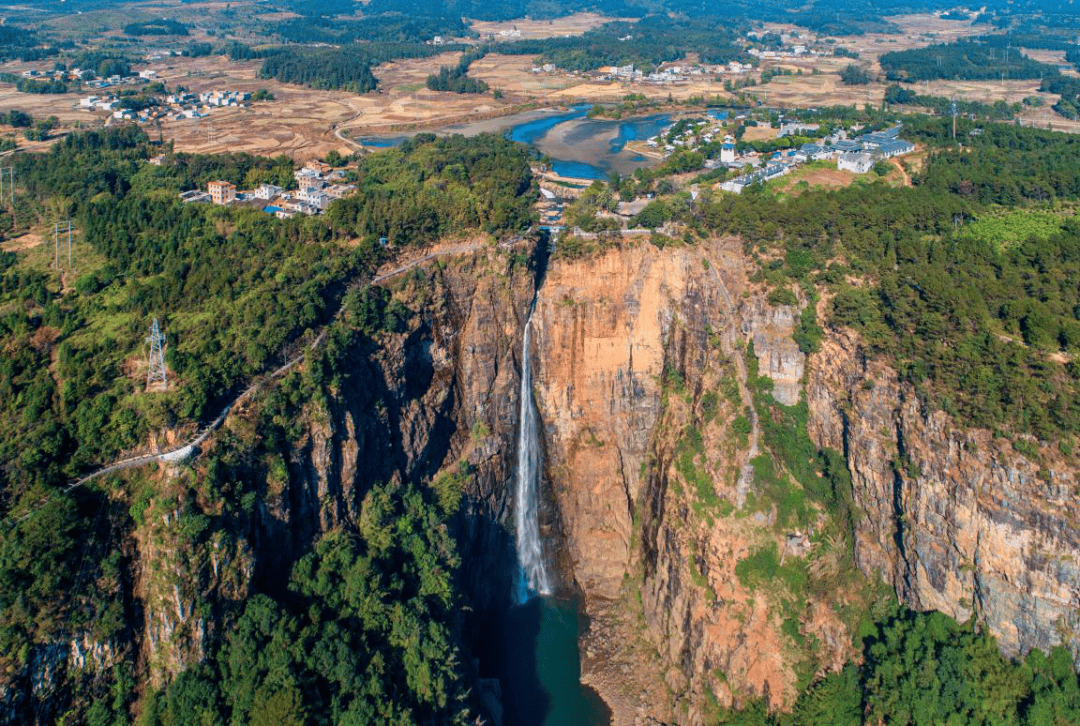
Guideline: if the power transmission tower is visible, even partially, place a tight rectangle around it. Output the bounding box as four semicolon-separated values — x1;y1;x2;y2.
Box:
146;318;168;391
951;97;958;141
53;220;72;271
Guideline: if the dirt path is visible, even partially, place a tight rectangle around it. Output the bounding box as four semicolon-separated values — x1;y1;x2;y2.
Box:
891;157;913;187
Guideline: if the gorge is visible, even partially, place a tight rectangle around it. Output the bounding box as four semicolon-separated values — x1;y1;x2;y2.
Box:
232;230;1079;724
2;124;1079;726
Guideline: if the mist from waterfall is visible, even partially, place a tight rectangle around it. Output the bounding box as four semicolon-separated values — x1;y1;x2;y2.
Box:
514;307;552;603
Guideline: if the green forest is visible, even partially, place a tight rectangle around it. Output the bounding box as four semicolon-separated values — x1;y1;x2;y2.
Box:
681;119;1080;443
722;609;1080;725
880;40;1055;81
0;127;537;724
500;15;749;71
426;51;490;94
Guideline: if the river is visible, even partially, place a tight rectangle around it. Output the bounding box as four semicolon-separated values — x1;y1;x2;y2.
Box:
354;105;727;180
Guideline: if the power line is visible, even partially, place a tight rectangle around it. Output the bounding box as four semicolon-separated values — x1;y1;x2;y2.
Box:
0;166;13;211
53;220;72;272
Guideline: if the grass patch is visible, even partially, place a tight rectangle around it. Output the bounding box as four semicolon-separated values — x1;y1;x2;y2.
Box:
744;454;810;529
733;540;808;593
676;425;728;519
960;208;1070;251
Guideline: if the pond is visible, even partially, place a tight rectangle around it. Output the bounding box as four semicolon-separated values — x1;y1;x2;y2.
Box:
479;593;612;726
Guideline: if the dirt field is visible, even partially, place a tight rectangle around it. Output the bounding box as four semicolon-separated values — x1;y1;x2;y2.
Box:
145;54;520;159
0;10;1076;162
469;13;627;40
774;165;860;194
740;124;779;142
828;14;987;62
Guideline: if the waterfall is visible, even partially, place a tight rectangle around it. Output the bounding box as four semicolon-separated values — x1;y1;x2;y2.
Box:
514;307;552;602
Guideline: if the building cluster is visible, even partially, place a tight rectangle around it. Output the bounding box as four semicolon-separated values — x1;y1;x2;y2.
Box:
591;60;754;85
22;67;150;90
646;118;726;153
161;90;251;119
719;125;915;193
79;89;252;124
747;46;814;60
745;30;822;59
179;163;356;218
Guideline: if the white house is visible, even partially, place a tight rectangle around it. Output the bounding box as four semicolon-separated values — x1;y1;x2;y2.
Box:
838;152;875;174
254;184;284;200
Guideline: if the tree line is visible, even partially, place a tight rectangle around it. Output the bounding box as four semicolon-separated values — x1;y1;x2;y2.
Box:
426;50;489;94
880;39;1055;81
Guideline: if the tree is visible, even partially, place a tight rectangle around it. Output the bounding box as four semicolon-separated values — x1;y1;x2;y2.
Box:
840;63;871;85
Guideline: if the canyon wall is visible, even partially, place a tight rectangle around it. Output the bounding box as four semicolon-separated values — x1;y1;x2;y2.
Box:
530;238;1080;725
532;238;856;723
8;239;1078;726
806;327;1080;661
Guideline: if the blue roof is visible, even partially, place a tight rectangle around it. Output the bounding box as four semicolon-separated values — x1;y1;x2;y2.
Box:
263;205;282;214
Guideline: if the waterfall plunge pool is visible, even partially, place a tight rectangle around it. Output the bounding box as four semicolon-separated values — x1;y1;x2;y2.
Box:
480;593;612;726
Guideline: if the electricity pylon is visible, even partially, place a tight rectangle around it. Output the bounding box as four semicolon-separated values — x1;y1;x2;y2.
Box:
147;318;168;391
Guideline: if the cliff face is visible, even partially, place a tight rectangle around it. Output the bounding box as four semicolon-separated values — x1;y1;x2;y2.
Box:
258;248;537;614
806;327;1080;661
9;238;1079;725
529;238;1079;725
531;239;857;723
0;247;538;723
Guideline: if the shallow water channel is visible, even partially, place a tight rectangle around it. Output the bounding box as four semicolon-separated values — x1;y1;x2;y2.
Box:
355;106;726;180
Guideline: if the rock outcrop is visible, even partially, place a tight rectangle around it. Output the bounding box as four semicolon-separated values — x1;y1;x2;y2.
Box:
529;237;1080;725
806;327;1080;661
531;239;855;724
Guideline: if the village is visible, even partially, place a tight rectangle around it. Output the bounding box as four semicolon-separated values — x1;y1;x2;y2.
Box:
179;161;356;219
80;87;255;124
637;113;916;193
716;124;915;193
533;59;758;85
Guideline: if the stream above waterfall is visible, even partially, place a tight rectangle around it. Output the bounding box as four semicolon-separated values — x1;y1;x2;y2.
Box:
353;106;728;180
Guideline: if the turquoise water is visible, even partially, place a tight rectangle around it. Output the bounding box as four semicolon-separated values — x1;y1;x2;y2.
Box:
357;106;729;179
486;594;612;726
356;136;405;147
507;105;592;145
527;110;674;180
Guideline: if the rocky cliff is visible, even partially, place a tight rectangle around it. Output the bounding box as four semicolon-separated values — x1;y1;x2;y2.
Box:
8;236;1078;726
531;238;861;724
528;237;1080;725
806;326;1080;662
